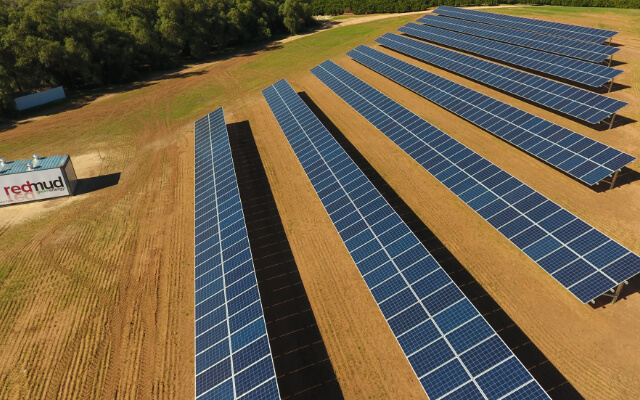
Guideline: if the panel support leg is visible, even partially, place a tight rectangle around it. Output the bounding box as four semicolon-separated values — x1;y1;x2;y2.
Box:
608;37;612;46
608;55;613;67
598;282;627;305
608;78;615;93
609;170;620;190
610;282;626;305
608;113;616;130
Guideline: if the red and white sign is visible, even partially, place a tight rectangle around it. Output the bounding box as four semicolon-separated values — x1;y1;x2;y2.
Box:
1;169;70;205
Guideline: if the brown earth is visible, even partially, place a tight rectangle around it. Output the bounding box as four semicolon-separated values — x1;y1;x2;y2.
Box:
0;7;639;400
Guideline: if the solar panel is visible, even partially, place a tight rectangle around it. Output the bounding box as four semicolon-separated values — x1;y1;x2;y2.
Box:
376;33;626;125
398;23;622;88
262;78;550;400
311;61;640;303
418;14;618;63
347;45;634;186
194;108;280;400
433;6;617;44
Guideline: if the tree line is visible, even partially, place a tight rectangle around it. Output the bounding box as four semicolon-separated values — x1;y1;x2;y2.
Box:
2;0;638;115
0;0;314;114
312;0;640;15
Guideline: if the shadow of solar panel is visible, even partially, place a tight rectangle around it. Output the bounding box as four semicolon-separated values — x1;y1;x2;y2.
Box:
347;45;634;185
194;108;280;400
310;61;640;303
398;23;622;88
262;79;549;400
376;33;626;125
433;6;617;44
418;15;618;63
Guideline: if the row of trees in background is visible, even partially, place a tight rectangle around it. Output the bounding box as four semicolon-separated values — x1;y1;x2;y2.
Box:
313;0;640;15
0;0;314;115
2;0;638;115
312;0;640;15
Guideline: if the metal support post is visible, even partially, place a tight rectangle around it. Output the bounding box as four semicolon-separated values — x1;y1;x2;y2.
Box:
609;113;616;130
608;55;613;67
609;170;620;190
610;282;626;305
608;78;615;93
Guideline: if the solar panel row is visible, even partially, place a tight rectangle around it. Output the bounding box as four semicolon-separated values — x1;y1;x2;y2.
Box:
433;6;617;44
418;14;618;63
348;45;634;186
263;78;550;400
399;23;622;88
194;108;280;400
311;60;640;303
376;33;626;125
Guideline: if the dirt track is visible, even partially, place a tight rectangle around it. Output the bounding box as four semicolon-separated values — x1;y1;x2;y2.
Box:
0;7;639;400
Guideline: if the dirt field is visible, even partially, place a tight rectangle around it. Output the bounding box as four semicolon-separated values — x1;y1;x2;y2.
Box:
0;6;639;400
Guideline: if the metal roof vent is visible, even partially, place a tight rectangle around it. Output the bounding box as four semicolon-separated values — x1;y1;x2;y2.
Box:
31;154;40;168
0;158;5;168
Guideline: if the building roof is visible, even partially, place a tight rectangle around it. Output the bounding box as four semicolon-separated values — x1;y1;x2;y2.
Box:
0;155;69;176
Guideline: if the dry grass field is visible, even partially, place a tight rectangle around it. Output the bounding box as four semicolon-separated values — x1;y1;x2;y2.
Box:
0;6;639;400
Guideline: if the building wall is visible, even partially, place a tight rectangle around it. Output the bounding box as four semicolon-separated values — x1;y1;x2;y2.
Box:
14;87;66;111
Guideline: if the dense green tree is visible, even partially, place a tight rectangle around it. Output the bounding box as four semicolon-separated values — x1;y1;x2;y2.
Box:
279;0;313;34
1;0;638;116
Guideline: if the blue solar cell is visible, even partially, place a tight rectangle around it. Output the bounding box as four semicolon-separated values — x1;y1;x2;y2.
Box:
398;23;621;88
194;108;279;399
375;33;626;125
523;235;563;261
398;319;442;354
553;259;597;287
602;253;640;283
380;288;418;318
412;269;451;299
364;261;397;288
538;247;579;274
240;378;280;400
476;357;534;399
441;382;485;400
232;335;270;374
311;61;640;303
503;381;551;400
477;199;508;219
409;338;455;376
511;226;547;249
566;229;609;255
422;283;464;315
197;340;230;374
499;216;533;238
388;303;430;336
419;360;471;398
433;299;477;334
584;240;628;269
460;335;513;377
196;358;232;396
570;272;617;303
553;219;591;243
264;79;548;399
234;357;277;397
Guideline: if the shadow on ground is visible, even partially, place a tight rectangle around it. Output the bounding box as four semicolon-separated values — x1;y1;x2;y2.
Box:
227;121;344;399
299;91;584;400
74;172;121;195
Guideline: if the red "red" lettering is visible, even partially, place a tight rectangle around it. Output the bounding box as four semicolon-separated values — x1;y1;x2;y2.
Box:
3;187;9;196
11;186;21;194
